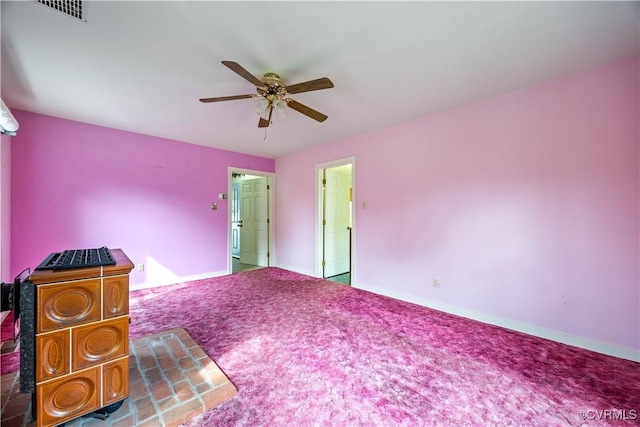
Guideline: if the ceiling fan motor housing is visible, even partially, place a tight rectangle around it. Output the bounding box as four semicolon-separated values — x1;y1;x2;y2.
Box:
259;73;288;100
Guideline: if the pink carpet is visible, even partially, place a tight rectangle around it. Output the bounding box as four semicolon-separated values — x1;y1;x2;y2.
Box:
0;311;19;375
0;311;14;342
124;268;640;426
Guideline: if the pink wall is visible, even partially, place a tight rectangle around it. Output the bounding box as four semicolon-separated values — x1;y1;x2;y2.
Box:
11;111;274;285
275;56;639;351
1;134;11;282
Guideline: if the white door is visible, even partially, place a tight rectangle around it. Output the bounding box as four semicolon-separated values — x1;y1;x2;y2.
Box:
231;182;241;258
239;177;269;266
324;167;351;277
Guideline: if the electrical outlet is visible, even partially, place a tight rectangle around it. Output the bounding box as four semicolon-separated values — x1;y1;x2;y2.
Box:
137;263;144;272
432;278;440;288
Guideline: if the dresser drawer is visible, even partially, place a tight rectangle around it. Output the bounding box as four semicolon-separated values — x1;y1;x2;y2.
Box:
37;366;100;427
37;279;101;333
36;330;70;382
102;357;129;406
72;317;129;371
103;275;129;319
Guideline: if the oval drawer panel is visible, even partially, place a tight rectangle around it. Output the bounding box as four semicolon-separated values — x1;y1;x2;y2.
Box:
108;364;123;399
38;280;101;332
80;326;121;360
50;378;94;415
103;358;129;405
44;339;63;372
103;276;129;318
72;317;129;370
47;289;93;320
38;367;100;426
36;330;70;382
109;285;121;312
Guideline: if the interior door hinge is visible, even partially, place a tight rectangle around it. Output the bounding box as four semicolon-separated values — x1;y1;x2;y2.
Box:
267;184;270;190
322;178;326;186
321;260;326;267
267;252;270;258
322;219;326;226
267;218;270;224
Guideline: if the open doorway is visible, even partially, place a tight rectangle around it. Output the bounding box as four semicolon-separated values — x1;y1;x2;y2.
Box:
229;168;275;274
316;157;355;284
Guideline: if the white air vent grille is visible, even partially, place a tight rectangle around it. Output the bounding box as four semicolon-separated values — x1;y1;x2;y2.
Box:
35;0;85;21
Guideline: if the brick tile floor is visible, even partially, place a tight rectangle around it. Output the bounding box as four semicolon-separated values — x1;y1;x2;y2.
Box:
1;328;236;427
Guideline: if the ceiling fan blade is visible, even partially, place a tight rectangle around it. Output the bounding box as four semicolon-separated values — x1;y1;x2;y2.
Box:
286;99;328;122
258;105;274;128
199;94;253;103
221;61;264;87
286;77;334;95
258;117;270;128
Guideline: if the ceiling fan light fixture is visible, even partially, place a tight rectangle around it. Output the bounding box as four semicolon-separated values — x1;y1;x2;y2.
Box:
255;96;270;119
273;99;287;120
255;97;287;122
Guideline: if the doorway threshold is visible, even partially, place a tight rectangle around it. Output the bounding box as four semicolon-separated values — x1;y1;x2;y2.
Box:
326;272;351;285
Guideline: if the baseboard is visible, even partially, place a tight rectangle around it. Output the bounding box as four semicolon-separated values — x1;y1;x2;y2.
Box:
130;269;230;291
274;263;316;278
354;282;640;363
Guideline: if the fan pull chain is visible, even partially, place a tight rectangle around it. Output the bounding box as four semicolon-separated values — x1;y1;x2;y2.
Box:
263;103;270;142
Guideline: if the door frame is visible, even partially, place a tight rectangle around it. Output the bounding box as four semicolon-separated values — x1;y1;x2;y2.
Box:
228;167;276;274
315;156;356;282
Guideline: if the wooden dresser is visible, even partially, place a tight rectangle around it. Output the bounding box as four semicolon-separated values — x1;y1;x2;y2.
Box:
25;248;133;426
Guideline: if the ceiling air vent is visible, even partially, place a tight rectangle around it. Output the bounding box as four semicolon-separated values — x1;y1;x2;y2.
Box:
35;0;86;22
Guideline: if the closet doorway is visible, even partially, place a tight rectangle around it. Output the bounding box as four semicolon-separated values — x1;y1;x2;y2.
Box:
316;157;355;284
229;168;274;274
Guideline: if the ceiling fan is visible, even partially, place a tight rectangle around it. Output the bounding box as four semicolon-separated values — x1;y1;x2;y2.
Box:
200;61;334;128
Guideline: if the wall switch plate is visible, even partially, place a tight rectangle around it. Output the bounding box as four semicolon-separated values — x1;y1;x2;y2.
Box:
432;278;440;288
137;263;144;272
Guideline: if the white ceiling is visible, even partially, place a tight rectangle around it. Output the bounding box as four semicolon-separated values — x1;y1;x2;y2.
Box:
2;1;638;159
